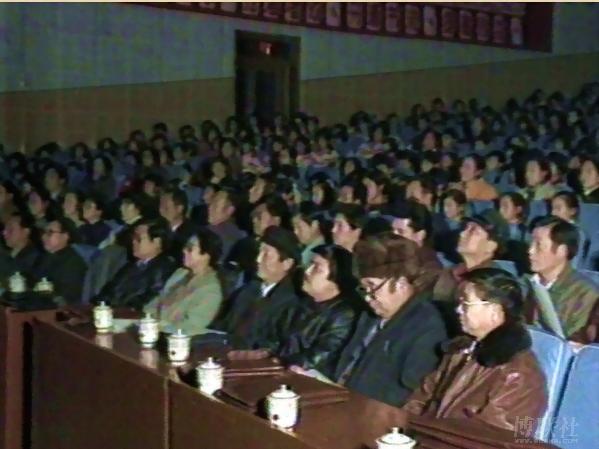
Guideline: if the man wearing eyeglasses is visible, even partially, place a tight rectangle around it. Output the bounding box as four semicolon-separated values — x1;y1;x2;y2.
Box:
35;217;86;304
404;268;547;432
332;233;447;407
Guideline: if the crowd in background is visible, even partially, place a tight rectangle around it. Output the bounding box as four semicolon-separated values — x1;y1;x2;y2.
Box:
1;81;598;432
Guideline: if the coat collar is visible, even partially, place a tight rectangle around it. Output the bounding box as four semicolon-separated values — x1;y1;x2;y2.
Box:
443;321;531;368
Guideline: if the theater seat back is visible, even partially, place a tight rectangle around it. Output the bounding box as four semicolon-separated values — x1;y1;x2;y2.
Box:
550;344;599;449
528;327;574;442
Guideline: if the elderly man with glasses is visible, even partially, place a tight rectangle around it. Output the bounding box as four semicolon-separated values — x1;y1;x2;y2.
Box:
403;267;547;432
332;233;447;407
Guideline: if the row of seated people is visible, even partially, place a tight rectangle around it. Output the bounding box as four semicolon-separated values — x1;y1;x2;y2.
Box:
0;83;598;437
0;186;596;431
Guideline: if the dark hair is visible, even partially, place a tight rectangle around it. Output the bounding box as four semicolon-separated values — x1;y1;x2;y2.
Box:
461;267;524;323
552;191;579;217
120;193;146;217
44;163;68;182
90;155;114;176
137;218;171;253
340;179;367;205
295;202;332;239
334;203;368;230
311;180;337;209
526;157;551;182
83;194;107;214
51;216;79;244
9;210;39;245
533;216;579;260
162;187;189;216
188;228;222;270
402;200;433;238
463;153;486;173
442;189;467;207
311;244;357;293
499;192;528;221
260;195;292;230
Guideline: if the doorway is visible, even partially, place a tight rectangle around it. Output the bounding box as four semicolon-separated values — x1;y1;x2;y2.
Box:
235;31;300;124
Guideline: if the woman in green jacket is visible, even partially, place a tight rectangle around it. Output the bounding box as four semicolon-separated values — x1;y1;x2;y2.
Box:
145;228;223;336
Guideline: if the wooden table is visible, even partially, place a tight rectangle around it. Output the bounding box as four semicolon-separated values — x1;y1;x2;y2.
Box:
0;304;56;449
31;320;170;449
30;320;560;449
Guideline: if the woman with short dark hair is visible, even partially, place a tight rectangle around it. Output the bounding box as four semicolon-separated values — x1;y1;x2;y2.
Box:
144;228;224;336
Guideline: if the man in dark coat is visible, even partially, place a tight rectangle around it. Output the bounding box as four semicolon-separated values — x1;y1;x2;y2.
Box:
0;211;42;283
333;233;447;407
214;226;305;349
159;187;199;262
95;218;176;310
36;217;87;304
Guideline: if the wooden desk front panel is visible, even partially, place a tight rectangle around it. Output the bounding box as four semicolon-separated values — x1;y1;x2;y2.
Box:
31;321;168;449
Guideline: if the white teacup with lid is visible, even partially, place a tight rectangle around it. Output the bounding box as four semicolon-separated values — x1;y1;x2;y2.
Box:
93;301;113;333
167;329;190;365
376;427;416;449
33;277;53;293
266;384;299;429
138;313;160;348
196;357;224;395
9;272;26;293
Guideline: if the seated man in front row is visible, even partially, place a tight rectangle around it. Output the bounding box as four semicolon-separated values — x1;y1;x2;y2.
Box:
212;226;305;349
332;233;447;407
527;216;599;344
404;268;547;432
94;218;177;310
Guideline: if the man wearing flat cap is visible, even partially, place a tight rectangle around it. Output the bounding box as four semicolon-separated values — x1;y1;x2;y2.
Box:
214;226;306;349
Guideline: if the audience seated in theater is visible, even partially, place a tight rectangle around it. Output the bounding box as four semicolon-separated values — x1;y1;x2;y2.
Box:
206;187;247;262
526;217;599;343
43;163;68;203
36;217;86;304
144;228;223;336
61;190;85;228
212;226;305;349
434;189;467;263
579;155;599;203
456;154;498;201
403;268;547;432
159;187;199;262
291;206;329;268
229;244;358;379
333;233;447;407
433;209;508;303
79;195;112;247
0;211;42;283
95;218;176;310
387;200;442;289
331;204;366;254
26;186;55;231
520;156;556;201
0;181;22;227
88;155;117;204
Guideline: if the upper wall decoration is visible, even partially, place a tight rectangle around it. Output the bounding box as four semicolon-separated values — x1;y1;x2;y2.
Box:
137;2;553;52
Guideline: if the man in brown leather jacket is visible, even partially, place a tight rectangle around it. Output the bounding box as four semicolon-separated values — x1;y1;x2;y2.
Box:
404;268;547;432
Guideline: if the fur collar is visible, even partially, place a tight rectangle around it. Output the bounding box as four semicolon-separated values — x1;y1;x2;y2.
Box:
443;321;531;368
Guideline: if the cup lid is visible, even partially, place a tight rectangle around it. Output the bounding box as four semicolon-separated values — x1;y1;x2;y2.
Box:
378;427;413;445
199;356;221;369
270;384;298;399
170;329;188;338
